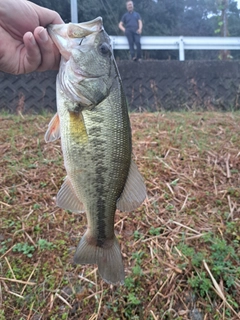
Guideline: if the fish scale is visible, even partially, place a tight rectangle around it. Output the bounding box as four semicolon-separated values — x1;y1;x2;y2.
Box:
78;101;131;240
45;17;146;284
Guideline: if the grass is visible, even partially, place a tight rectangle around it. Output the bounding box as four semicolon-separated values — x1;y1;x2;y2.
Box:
0;111;240;320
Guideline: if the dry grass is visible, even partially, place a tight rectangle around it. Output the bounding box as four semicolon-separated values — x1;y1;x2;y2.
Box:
0;112;240;320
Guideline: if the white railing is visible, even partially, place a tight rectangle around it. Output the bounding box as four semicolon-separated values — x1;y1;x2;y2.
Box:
109;36;240;61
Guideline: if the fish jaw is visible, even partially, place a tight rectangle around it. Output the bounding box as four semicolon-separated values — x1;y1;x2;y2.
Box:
48;17;114;110
67;16;103;37
47;17;103;61
47;24;70;60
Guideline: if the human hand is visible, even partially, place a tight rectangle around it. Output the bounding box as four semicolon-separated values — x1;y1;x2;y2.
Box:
118;21;125;34
0;0;63;74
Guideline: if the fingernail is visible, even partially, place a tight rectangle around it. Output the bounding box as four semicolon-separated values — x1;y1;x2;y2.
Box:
38;27;48;42
29;33;36;45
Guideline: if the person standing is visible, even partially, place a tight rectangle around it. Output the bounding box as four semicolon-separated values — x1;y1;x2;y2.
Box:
119;0;142;61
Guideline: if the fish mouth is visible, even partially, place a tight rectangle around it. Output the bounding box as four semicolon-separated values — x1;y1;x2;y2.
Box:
68;17;103;37
48;17;103;60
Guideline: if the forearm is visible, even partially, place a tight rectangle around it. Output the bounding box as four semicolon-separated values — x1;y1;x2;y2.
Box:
118;22;125;32
138;20;142;33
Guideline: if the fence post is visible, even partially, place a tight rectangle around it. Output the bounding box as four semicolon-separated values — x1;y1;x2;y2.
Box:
110;36;116;50
71;0;78;23
179;36;185;61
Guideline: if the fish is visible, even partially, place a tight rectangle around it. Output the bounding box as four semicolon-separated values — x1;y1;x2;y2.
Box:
45;17;146;284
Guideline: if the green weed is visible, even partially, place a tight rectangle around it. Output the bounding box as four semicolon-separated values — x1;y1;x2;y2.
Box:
37;239;54;250
12;243;35;258
177;232;240;300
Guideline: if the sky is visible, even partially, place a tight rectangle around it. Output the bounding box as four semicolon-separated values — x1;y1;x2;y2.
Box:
237;0;240;9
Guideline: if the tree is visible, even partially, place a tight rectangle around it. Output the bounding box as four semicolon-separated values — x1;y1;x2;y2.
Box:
30;0;240;60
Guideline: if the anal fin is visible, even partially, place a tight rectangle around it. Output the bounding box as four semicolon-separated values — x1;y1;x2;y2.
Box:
56;176;85;213
117;159;147;212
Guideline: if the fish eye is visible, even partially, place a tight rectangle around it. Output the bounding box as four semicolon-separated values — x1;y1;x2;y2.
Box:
99;43;110;55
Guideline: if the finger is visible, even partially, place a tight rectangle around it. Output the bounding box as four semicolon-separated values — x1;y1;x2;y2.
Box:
34;26;61;71
23;31;42;73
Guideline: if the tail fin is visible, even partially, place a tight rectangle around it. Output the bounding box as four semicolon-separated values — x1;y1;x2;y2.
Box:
73;233;125;285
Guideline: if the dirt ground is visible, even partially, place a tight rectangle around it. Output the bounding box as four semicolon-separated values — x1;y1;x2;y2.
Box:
0;112;239;320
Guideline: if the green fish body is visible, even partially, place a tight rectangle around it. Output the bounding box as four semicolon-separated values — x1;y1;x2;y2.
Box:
45;17;146;284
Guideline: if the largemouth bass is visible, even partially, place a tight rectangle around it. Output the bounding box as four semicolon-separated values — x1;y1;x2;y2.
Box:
45;17;146;284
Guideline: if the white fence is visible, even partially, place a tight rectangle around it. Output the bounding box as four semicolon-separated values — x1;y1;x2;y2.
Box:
109;36;240;61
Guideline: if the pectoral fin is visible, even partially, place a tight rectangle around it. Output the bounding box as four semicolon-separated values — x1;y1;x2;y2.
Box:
117;159;147;212
44;113;61;142
56;177;85;213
